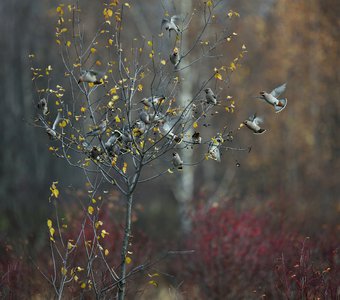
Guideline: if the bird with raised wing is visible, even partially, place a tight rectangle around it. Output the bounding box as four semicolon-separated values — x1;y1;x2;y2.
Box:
258;83;287;113
37;98;49;116
243;114;266;134
85;119;108;137
170;47;180;68
78;70;104;84
161;15;180;37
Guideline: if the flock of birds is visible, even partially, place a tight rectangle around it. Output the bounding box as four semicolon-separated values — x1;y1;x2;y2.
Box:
37;14;288;171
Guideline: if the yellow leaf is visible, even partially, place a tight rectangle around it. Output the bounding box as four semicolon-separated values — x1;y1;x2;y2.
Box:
80;282;86;289
193;122;198;128
125;256;132;264
95;220;103;228
47;219;52;228
103;8;113;18
67;241;75;250
122;162;127;174
160;59;166;65
88;82;94;88
137;84;143;92
215;72;223;80
80;107;86;113
50;182;59;198
59;119;68;128
101;229;109;238
207;0;213;7
90;48;96;54
88;206;94;215
124;2;131;8
147;41;153;47
95;60;102;66
61;267;67;276
104;249;109;256
108;39;113;45
148;280;158;287
49;227;55;238
115;115;121;123
229;62;236;71
66;41;71;47
111;156;118;167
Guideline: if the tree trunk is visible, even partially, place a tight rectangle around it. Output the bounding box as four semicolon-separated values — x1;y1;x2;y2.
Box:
117;192;133;300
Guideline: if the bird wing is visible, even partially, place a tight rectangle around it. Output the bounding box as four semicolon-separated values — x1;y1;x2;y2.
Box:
170;15;180;23
270;83;287;98
253;116;263;126
161;18;170;28
52;112;61;130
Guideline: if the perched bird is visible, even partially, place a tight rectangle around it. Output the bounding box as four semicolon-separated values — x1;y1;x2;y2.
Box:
208;134;223;162
141;96;165;108
78;70;103;84
89;146;103;160
161;16;180;36
105;130;122;150
85;120;108;137
170;47;180;68
158;116;184;143
258;83;287;113
243;114;266;134
172;152;183;170
192;131;202;144
139;109;151;124
149;111;166;123
205;88;217;105
37;98;49;116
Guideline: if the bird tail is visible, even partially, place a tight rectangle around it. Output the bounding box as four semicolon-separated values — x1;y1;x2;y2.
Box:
254;128;266;135
274;98;287;113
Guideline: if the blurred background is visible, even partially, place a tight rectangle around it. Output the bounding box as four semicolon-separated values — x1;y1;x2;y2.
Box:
0;0;339;298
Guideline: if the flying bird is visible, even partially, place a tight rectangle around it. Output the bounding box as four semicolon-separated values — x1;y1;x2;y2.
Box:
78;70;104;84
170;48;180;68
205;88;217;105
37;98;49;116
161;15;180;36
258;83;287;113
243;114;266;134
39;112;61;140
172;152;183;170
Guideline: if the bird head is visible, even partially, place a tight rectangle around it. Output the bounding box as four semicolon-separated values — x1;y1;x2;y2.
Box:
260;91;265;96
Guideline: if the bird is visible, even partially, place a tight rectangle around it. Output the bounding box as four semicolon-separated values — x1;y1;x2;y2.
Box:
141;96;165;108
85;119;108;137
243;114;266;134
170;48;180;68
158;115;185;143
192;132;202;144
139;109;151;124
172;152;183;170
39;111;61;140
205;88;217;105
78;70;103;84
132;120;147;137
105;130;122;150
258;83;287;113
161;16;180;37
208;134;223;162
37;98;49;115
89;146;103;160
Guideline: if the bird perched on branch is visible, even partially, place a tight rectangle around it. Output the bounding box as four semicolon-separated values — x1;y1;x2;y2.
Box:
158;115;186;143
37;98;49;116
170;47;180;68
192;132;202;144
258;83;287;113
172;152;183;170
161;15;180;36
85;119;108;137
141;96;165;108
208;134;223;162
243;114;266;134
78;70;104;84
205;88;217;105
139;109;151;124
